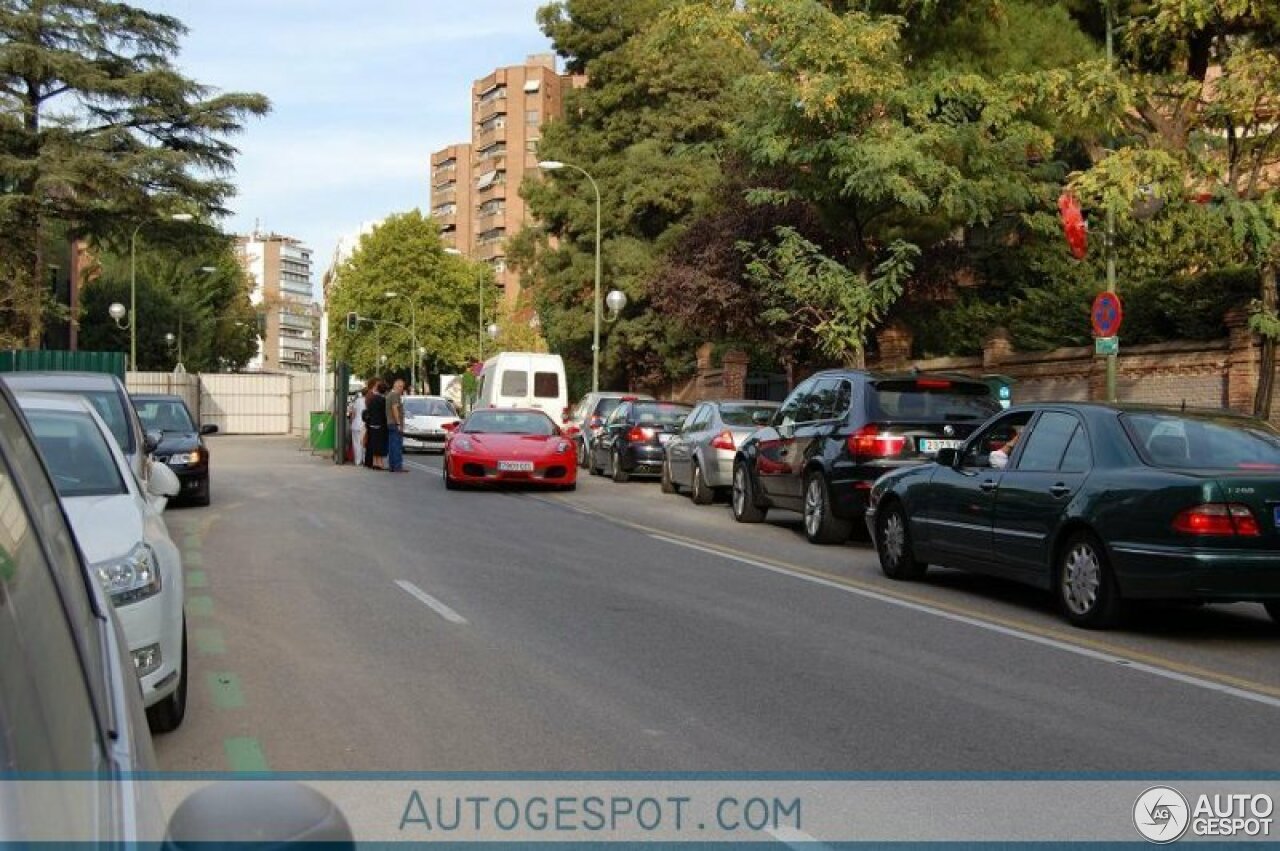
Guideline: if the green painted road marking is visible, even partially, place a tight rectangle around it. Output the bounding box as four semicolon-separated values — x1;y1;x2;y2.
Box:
183;535;201;551
183;550;203;568
207;672;245;709
193;627;225;655
186;595;213;617
186;569;207;589
224;737;269;772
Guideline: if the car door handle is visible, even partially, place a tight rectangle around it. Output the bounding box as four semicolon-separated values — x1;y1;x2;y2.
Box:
1049;483;1072;498
979;479;998;492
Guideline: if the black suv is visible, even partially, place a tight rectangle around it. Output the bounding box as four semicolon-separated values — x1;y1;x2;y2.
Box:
589;399;693;482
732;370;1001;543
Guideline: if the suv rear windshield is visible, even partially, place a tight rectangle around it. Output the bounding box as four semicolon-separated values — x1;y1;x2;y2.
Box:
868;380;1000;422
1121;412;1280;470
632;403;692;426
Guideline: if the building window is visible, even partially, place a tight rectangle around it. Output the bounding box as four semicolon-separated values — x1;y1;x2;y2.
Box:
479;114;505;133
525;109;540;125
525;138;539;153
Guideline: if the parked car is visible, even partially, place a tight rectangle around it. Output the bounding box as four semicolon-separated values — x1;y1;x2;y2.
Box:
567;391;655;468
17;392;188;732
731;370;1001;544
589;400;694;483
131;393;217;505
866;402;1280;628
402;395;460;453
476;351;569;423
663;399;780;504
2;371;155;486
443;408;578;490
0;382;351;850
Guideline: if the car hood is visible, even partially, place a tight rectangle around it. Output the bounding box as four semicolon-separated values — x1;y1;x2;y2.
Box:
61;494;145;565
454;433;565;456
154;432;200;454
406;415;458;430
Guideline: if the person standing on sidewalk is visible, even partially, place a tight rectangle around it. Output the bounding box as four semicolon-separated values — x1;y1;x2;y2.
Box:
366;380;389;470
349;381;370;467
386;378;406;472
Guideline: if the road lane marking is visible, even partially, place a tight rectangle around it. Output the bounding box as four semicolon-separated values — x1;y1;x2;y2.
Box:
407;460;436;474
207;671;245;709
186;595;214;617
183;550;203;568
193;627;225;655
649;533;1280;710
395;580;469;624
224;737;269;772
185;569;207;589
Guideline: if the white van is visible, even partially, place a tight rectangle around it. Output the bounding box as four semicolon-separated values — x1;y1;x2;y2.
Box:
476;352;569;422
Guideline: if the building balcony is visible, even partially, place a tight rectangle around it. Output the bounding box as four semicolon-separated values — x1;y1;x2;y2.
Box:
434;212;458;229
476;180;506;200
477;241;506;262
473;125;505;150
474;95;506;123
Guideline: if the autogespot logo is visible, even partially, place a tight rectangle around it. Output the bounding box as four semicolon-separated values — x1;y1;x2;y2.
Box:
1134;786;1190;844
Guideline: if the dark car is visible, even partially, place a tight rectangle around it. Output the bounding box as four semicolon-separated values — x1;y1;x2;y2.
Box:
589;399;693;483
731;370;1001;544
866;402;1280;629
566;391;655;468
131;394;218;505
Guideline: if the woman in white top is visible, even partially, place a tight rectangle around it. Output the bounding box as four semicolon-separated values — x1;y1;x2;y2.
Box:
349;389;367;467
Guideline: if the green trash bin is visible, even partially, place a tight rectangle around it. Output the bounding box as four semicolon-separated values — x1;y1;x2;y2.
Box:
309;411;335;452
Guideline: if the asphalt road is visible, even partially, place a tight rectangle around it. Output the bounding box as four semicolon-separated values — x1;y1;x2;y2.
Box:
154;437;1280;773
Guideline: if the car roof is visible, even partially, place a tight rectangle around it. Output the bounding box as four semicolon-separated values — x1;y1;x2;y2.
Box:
130;393;184;401
1005;400;1272;425
2;371;125;390
808;368;991;387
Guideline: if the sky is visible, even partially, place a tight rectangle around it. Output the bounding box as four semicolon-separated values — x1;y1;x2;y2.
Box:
143;0;555;297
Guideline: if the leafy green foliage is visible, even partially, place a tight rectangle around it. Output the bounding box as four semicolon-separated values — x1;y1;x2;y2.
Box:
327;211;495;379
0;0;269;346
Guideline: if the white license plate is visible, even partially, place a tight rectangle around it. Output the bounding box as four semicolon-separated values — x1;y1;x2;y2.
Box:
497;460;534;472
658;433;672;444
918;438;963;454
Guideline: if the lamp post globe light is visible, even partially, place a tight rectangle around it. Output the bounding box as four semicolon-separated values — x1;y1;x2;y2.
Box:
487;322;499;340
539;159;604;392
126;212;195;371
606;289;627;318
108;302;128;325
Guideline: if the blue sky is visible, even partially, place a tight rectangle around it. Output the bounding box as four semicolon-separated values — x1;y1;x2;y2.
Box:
145;0;554;295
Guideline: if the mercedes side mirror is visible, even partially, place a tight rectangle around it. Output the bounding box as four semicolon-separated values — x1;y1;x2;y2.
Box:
935;447;959;468
166;781;353;847
143;429;162;454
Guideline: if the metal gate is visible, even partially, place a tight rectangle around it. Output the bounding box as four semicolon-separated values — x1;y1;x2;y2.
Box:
744;373;789;402
199;373;292;434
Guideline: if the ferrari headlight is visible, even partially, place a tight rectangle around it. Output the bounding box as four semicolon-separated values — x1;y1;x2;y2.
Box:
94;543;161;607
452;436;474;453
556;440;571;454
167;449;201;465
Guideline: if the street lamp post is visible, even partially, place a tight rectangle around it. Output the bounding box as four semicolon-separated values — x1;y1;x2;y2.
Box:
539;160;603;392
384;291;418;391
126;213;193;371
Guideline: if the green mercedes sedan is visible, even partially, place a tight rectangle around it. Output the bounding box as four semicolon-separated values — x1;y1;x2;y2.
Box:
865;402;1280;629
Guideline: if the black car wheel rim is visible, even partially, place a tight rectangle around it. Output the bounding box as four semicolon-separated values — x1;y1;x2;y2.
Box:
882;511;905;567
1062;542;1101;615
804;479;824;537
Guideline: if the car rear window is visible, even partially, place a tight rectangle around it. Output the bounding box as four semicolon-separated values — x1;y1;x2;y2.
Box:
719;404;777;427
499;370;527;397
1121;413;1280;470
593;398;623;419
633;403;692;426
533;371;560;398
868;380;1000;421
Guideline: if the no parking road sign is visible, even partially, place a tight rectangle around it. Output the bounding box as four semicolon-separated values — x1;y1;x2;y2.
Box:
1091;292;1123;338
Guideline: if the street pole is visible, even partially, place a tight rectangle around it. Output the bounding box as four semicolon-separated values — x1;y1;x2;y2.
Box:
129;224;141;371
410;301;417;393
478;268;484;363
1104;0;1118;402
540;161;603;392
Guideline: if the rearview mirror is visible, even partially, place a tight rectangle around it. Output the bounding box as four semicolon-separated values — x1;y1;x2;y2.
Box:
143;429;162;454
935;447;958;468
166;781;352;846
200;423;219;436
147;461;181;499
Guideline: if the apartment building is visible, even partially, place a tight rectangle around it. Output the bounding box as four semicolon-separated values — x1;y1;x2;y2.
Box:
235;232;317;373
430;53;584;306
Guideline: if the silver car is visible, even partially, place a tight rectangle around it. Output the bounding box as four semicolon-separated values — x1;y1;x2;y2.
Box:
662;399;780;504
402;395;460;453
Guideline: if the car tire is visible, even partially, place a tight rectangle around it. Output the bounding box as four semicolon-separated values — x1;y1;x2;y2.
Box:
611;449;630;483
1263;601;1280;625
576;438;589;469
660;459;678;494
1057;531;1123;629
876;501;927;581
803;471;852;545
146;620;187;734
588;447;602;476
443;457;460;490
731;461;767;523
690;461;713;505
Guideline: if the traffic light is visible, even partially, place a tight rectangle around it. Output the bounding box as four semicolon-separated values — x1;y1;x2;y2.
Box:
345;311;358;331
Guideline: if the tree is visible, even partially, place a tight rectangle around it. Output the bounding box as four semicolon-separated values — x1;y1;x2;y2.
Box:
0;0;269;347
327;211;495;378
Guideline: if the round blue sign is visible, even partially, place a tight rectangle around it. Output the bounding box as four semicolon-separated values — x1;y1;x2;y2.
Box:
1092;292;1123;337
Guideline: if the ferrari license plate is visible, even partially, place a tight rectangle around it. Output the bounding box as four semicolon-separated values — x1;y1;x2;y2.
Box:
498;460;534;472
918;438;962;454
